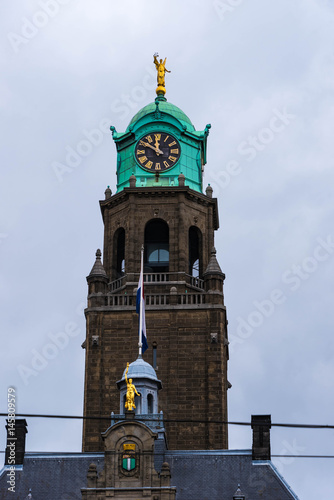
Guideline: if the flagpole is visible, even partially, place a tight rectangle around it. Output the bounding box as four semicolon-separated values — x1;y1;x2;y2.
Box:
138;245;144;358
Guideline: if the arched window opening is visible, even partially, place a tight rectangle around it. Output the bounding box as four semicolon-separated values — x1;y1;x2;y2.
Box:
123;394;126;413
147;394;153;414
135;395;141;415
192;259;200;278
114;228;125;277
144;219;169;273
189;226;202;277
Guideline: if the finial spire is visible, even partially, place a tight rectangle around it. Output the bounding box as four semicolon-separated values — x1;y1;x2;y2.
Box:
88;249;107;278
153;53;171;97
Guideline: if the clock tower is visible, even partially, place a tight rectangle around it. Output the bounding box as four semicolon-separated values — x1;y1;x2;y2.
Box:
112;94;210;193
82;58;229;452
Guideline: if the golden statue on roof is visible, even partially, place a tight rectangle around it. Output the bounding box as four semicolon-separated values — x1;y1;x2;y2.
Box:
125;362;141;411
153;53;171;96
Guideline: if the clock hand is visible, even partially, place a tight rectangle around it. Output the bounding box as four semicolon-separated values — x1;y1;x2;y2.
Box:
154;135;161;153
139;140;159;152
139;140;163;155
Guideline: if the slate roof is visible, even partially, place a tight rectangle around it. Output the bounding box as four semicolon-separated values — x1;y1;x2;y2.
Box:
0;453;104;500
166;451;299;500
0;450;299;500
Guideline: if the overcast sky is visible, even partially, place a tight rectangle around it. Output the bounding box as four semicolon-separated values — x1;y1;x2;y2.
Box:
1;1;334;498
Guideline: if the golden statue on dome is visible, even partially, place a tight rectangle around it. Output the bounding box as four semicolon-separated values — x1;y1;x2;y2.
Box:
125;362;141;411
153;53;171;96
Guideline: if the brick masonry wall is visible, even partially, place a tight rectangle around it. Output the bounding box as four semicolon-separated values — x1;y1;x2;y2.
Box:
82;187;228;452
82;306;228;452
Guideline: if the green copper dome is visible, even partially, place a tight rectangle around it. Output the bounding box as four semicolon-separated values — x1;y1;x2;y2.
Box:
126;99;195;132
112;96;210;194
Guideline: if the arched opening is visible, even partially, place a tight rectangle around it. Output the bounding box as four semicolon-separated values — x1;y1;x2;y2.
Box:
144;219;169;273
113;228;125;278
134;395;141;415
189;226;202;278
147;393;153;414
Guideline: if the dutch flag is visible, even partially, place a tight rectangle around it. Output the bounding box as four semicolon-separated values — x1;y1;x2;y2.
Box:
136;248;148;354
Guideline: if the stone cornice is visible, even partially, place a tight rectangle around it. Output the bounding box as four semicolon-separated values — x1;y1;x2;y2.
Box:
100;186;219;229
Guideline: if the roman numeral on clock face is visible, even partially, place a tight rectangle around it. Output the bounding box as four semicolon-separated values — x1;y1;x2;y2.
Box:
135;132;181;172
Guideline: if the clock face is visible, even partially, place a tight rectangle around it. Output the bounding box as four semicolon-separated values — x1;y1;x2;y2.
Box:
134;132;181;172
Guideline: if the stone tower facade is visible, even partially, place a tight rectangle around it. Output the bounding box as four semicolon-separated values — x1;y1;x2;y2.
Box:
82;93;229;452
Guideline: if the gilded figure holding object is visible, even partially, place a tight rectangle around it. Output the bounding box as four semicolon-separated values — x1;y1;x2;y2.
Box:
125;362;140;411
153;53;170;95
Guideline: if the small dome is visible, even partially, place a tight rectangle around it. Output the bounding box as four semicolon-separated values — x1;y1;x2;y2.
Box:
126;99;195;132
121;358;158;382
